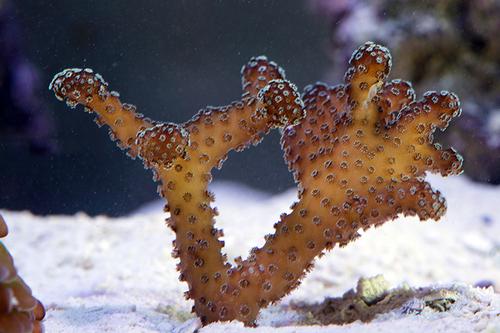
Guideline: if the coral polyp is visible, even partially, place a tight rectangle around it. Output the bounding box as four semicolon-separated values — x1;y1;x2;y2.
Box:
50;42;462;326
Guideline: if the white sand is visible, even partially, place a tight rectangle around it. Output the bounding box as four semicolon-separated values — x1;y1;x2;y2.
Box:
2;174;499;332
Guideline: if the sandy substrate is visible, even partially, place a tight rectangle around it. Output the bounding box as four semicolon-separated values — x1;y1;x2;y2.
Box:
2;174;499;332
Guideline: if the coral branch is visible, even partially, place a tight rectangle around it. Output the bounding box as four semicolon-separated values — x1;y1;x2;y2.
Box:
50;42;463;327
0;214;45;333
345;43;391;124
51;57;304;326
386;91;463;177
49;69;155;157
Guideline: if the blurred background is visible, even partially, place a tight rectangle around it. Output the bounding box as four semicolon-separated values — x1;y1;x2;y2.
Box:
0;0;498;216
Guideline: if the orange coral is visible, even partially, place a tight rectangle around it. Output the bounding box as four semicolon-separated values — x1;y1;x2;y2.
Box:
50;42;462;326
0;214;45;333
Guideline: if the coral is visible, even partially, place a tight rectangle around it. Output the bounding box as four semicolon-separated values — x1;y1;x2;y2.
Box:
309;0;500;183
49;42;462;326
0;214;45;332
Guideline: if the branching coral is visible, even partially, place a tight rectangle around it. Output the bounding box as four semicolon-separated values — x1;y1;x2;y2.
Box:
49;42;462;326
0;214;45;332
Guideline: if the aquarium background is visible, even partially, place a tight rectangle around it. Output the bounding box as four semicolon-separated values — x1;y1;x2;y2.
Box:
1;0;498;216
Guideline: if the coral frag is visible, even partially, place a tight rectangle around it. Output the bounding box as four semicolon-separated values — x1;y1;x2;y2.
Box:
50;42;462;326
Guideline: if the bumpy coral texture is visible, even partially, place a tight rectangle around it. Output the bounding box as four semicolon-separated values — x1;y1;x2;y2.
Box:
49;42;462;326
0;214;45;333
312;0;499;184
